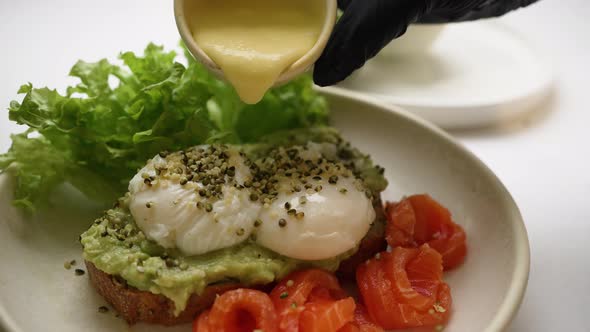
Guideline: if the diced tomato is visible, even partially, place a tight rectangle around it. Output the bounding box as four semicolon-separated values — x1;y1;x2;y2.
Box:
385;195;467;270
270;269;345;332
339;304;384;332
194;288;278;332
299;297;356;332
356;245;452;330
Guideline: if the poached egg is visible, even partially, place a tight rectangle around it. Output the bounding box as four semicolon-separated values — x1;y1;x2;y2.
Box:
128;143;376;260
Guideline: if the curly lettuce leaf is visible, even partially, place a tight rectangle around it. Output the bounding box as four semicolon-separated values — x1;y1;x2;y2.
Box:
1;43;329;213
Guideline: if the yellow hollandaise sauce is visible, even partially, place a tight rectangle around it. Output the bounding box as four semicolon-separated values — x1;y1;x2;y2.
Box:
187;0;325;104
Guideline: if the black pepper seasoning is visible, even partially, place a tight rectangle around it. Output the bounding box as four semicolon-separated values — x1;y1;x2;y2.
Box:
205;203;213;213
328;175;339;184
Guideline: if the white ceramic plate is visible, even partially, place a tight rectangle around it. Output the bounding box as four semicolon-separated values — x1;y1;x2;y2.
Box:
0;89;529;332
334;21;554;129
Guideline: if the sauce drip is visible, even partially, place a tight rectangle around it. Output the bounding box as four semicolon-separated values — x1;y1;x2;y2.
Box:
187;0;325;104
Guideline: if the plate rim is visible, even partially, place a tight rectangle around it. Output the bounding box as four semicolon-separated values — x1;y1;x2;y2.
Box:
322;87;531;332
0;88;530;332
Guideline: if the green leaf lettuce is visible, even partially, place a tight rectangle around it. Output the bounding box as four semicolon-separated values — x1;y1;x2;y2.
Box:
0;43;329;213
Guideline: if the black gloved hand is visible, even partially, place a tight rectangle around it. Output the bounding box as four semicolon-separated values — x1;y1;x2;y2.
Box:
313;0;540;86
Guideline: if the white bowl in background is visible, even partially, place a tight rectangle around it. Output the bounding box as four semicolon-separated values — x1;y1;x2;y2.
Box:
336;21;553;129
381;24;446;56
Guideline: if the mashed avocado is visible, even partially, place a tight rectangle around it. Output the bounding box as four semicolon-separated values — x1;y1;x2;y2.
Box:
81;128;387;315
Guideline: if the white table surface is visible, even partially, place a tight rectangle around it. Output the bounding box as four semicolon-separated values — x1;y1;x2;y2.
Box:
0;0;588;331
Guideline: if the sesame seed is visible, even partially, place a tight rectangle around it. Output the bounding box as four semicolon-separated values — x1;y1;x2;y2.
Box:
280;292;289;299
98;306;109;313
286;280;294;287
278;219;287;227
328;175;339;184
146;202;153;208
339;188;348;194
205;203;213;212
284;202;291;210
75;269;85;276
254;219;262;227
236;228;245;236
295;212;305;220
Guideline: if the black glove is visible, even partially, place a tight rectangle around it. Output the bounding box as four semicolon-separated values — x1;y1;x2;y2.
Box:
313;0;540;86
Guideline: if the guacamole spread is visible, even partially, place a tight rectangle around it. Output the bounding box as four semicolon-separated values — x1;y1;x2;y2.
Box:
81;128;387;315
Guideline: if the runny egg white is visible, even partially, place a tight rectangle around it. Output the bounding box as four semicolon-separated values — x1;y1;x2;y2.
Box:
129;147;260;256
128;143;376;261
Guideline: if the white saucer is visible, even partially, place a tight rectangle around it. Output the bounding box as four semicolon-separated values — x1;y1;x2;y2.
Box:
333;21;554;129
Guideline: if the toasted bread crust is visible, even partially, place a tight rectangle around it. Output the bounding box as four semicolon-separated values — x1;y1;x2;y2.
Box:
85;261;240;325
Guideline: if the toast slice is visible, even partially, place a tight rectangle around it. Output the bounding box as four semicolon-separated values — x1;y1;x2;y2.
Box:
86;261;240;325
85;198;386;325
